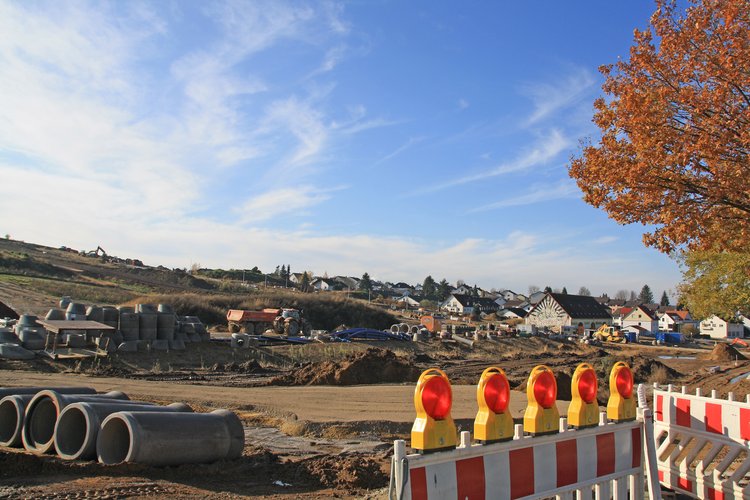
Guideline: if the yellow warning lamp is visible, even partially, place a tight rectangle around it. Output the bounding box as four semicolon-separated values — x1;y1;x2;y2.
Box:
411;368;457;453
607;361;636;422
474;367;514;443
523;365;559;436
568;363;599;428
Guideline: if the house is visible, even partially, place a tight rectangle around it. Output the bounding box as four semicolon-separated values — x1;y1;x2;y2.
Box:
289;273;306;285
526;293;612;333
311;277;336;291
700;315;745;339
497;307;528;320
334;276;360;290
658;311;683;332
455;284;474;296
621;305;658;335
391;282;414;295
499;290;519;301
396;296;421;309
440;294;499;315
528;291;546;305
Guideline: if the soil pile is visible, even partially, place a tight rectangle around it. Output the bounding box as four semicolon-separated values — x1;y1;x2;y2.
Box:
214;359;269;374
271;348;420;386
629;357;681;383
304;454;387;490
706;343;746;361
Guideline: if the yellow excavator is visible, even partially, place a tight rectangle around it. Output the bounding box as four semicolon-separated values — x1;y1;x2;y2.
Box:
593;324;628;343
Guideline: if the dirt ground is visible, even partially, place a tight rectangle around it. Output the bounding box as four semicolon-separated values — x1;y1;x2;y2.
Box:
1;334;749;498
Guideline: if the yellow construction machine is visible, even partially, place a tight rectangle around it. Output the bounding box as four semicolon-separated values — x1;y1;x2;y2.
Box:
593;324;628;343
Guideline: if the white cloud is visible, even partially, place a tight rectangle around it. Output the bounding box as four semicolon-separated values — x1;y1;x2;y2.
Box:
374;137;424;166
521;67;596;126
236;185;344;223
469;180;579;212
592;236;619;245
458;98;470;111
412;129;569;195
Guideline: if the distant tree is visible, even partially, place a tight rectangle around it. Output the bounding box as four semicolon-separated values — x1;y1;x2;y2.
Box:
359;272;372;291
456;279;465;287
629;290;638;301
601;292;609;300
562;286;568;294
615;289;630;301
679;250;750;319
299;272;311;293
3;234;9;240
660;291;670;307
471;307;481;321
578;286;591;296
472;285;479;296
250;266;260;273
528;285;540;295
437;279;451;301
274;265;280;276
544;286;553;293
420;299;437;310
639;285;654;304
422;275;437;299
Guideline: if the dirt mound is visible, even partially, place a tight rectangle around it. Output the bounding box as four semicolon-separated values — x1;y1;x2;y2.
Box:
303;454;387;490
271;348;420;386
629;357;681;383
706;343;747;361
213;359;268;374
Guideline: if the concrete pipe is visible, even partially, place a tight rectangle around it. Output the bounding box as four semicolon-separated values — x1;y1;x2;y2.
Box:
65;303;87;321
409;325;420;335
0;328;20;344
156;304;174;314
451;333;474;348
55;401;191;461
398;323;409;334
390;324;400;334
22;390;132;454
59;296;72;310
138;313;157;341
119;312;139;342
156;312;175;341
97;409;244;466
44;309;66;321
0;394;34;446
86;306;103;322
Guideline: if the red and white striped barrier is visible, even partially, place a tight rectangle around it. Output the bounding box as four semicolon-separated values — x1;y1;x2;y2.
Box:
391;416;646;500
653;385;750;499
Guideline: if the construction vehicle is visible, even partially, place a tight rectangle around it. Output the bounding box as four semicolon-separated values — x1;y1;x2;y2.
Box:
593;324;628;343
226;308;312;337
419;315;443;334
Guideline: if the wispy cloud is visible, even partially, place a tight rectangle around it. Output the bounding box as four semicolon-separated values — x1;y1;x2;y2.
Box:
374;137;425;166
236;185;345;223
520;67;596;126
592;236;619;245
411;129;569;195
458;98;470;111
468;180;579;213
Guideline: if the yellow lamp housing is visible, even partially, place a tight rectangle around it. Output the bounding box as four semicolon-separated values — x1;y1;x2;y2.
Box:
607;361;636;422
523;365;560;436
411;368;457;453
568;363;599;428
474;367;514;443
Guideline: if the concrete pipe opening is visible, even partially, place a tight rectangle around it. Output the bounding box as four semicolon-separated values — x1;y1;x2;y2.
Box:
28;398;57;448
54;406;88;458
97;416;132;464
0;399;19;444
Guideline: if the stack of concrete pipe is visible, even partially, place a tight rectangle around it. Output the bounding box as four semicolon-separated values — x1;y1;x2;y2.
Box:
118;306;139;342
15;315;46;350
0;386;243;466
65;303;87;321
136;304;158;341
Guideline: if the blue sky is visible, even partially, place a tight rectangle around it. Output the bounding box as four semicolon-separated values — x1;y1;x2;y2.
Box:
0;0;683;298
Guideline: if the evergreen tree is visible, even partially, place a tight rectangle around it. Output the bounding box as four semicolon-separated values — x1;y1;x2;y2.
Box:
660;291;670;306
359;272;372;291
562;286;568;294
544;286;553;293
639;285;654;303
437;279;451;301
422;275;437;299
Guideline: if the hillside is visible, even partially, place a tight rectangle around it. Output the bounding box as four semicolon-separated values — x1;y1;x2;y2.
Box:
0;238;397;330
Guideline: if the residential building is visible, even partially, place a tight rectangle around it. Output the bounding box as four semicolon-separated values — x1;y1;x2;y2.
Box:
700;315;745;339
440;294;499;315
621;305;658;334
526;293;612;332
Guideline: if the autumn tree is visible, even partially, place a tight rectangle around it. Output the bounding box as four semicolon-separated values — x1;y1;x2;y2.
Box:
569;0;750;254
678;251;750;319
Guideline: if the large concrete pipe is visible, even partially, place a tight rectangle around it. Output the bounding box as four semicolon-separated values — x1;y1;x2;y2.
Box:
0;394;34;446
451;333;475;348
97;409;244;466
22;390;131;454
0;387;96;399
55;401;191;460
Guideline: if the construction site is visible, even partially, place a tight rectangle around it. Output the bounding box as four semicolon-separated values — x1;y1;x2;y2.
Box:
0;239;749;498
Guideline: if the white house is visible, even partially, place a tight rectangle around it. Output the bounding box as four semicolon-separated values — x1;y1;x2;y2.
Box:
311;277;335;291
658;312;682;332
621;305;658;334
396;296;420;308
440;294;498;315
700;315;745;339
526;293;612;333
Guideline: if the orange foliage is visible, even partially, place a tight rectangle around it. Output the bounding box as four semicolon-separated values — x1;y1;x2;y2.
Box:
569;0;749;253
